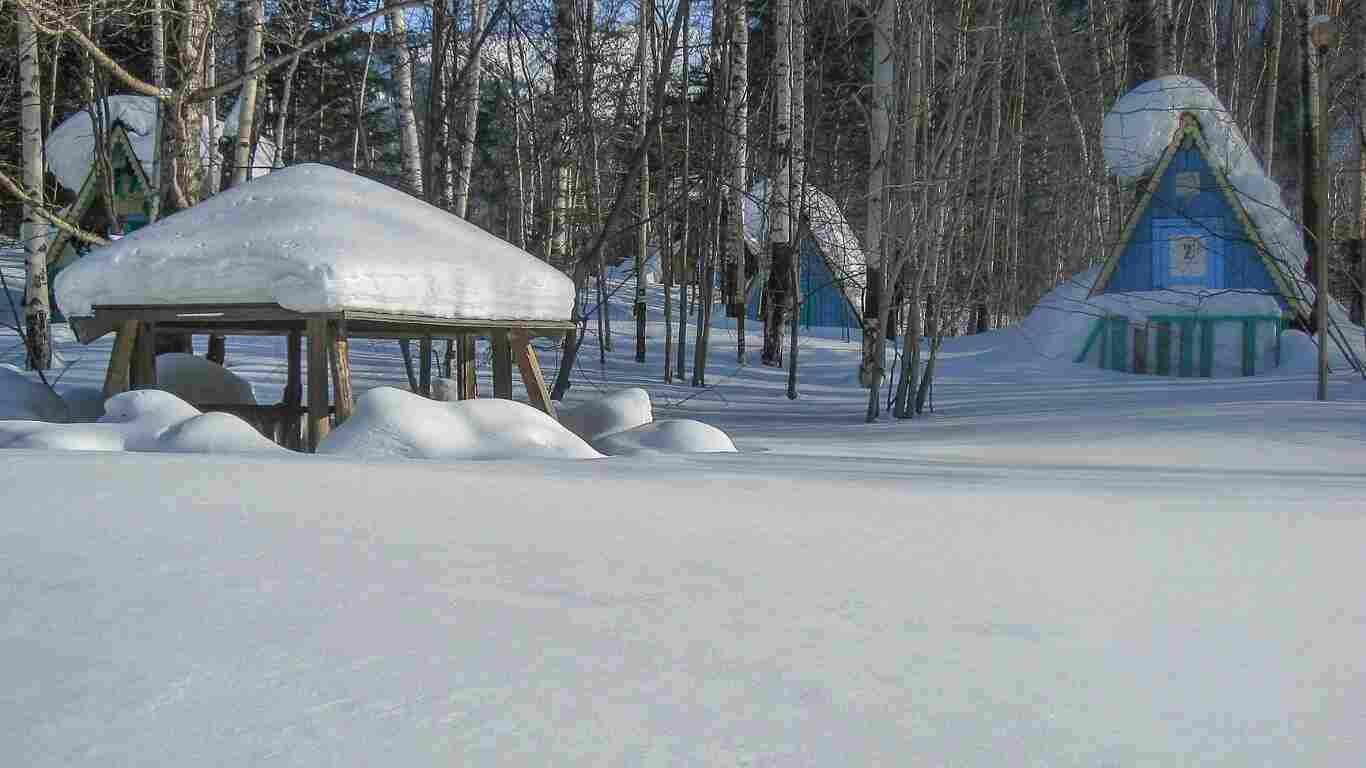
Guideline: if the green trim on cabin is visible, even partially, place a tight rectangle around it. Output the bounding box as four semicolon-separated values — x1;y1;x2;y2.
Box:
1075;320;1106;364
1108;316;1129;371
1178;318;1196;377
1198;320;1215;377
1155;321;1172;376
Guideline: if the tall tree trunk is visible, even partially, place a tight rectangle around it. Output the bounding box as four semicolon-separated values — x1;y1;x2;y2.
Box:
453;0;489;218
18;6;50;370
635;0;653;363
231;0;264;186
762;0;792;368
676;1;692;383
786;0;805;399
863;0;894;420
1358;0;1366;328
386;0;424;196
727;0;749;363
546;0;579;264
1262;0;1284;169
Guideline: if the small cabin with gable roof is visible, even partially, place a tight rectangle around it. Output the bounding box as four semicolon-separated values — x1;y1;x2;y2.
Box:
1082;113;1309;377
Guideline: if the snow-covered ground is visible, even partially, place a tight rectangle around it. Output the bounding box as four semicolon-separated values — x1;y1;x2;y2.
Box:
3;245;1366;764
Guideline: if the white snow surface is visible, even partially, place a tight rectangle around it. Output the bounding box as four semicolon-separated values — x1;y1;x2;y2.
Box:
744;177;867;315
594;418;737;455
0;365;69;422
1102;76;1313;305
54;164;575;322
155;353;257;406
5;264;1366;764
558;387;654;442
317;387;601;461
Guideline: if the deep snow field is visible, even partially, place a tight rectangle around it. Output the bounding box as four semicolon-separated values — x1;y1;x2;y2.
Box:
3;248;1366;764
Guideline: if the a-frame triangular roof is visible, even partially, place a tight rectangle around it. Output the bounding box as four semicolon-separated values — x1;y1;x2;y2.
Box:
47;120;155;267
1090;113;1311;321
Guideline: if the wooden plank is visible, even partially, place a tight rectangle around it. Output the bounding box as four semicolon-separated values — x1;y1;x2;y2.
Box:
512;331;557;419
307;317;331;451
102;320;139;399
458;335;477;399
132;322;158;389
491;331;513;399
419;336;433;397
283;330;303;450
1242;318;1257;377
331;320;354;425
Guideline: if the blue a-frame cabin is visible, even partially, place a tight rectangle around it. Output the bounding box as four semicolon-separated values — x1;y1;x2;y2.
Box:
1082;113;1309;376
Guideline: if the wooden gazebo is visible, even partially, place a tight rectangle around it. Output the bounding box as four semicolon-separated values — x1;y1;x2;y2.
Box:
56;164;577;452
82;306;570;451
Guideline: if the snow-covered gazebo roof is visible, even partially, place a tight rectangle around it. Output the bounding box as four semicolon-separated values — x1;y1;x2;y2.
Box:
55;163;574;323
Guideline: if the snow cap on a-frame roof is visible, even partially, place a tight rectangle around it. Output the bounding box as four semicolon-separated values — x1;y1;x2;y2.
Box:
1101;75;1313;308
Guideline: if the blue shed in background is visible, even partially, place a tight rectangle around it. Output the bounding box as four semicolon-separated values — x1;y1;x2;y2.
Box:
1084;113;1307;376
745;234;860;334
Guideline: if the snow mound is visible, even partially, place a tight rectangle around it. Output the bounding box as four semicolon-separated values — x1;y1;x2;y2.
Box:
0;389;280;454
155;411;284;455
595;419;738;455
1102;76;1312;305
559;387;653;442
318;387;601;461
744;177;867;315
156;353;257;405
1011;268;1104;362
55;164;576;322
0;365;69;422
606;247;662;288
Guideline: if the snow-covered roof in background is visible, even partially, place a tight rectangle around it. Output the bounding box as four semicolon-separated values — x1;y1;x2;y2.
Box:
46;94;275;194
55;164;575;322
744;178;866;315
1101;76;1313;306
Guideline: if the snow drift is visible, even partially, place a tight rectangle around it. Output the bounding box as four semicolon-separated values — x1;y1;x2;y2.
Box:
0;389;282;454
318;387;601;461
560;387;737;455
595;419;737;455
0;365;69;422
54;164;576;322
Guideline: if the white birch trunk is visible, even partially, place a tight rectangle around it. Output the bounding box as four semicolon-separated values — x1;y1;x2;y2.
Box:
18;6;50;369
862;0;893;408
231;0;264;187
386;0;424;196
727;0;748;362
635;0;654;363
453;0;489;219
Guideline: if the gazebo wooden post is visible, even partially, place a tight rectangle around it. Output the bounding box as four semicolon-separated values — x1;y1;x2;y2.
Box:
306;317;331;451
330;319;354;425
458;335;477;399
511;330;557;418
283;329;303;449
132;321;157;389
418;336;433;396
102;319;139;398
491;331;513;399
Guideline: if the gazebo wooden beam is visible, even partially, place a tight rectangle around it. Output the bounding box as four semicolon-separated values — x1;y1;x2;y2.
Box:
306;317;331;451
511;331;556;419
